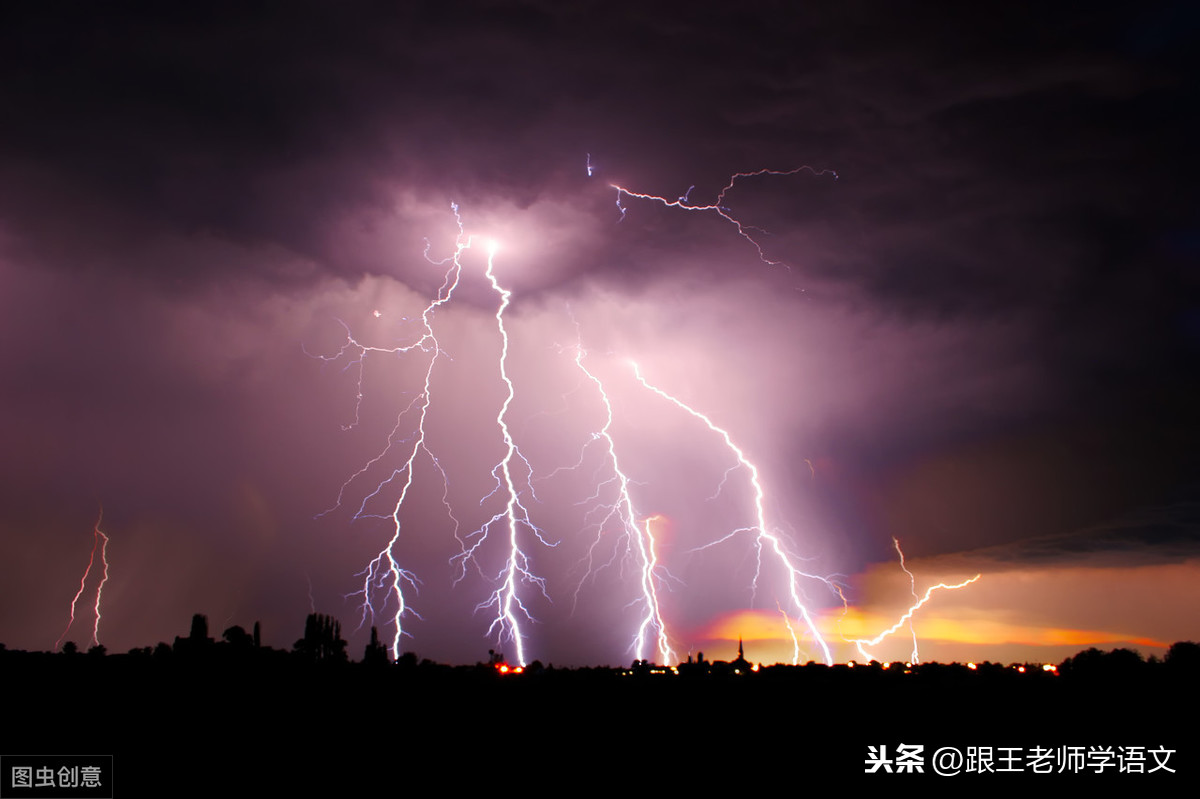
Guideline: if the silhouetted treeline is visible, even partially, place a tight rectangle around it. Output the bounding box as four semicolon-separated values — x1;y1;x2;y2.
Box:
4;613;1194;793
5;610;1198;729
5;611;1198;684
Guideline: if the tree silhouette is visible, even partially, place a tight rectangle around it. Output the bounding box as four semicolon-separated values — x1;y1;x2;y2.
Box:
223;625;254;650
189;613;210;643
293;613;347;663
363;626;389;667
1060;646;1146;680
1165;641;1200;674
174;613;215;657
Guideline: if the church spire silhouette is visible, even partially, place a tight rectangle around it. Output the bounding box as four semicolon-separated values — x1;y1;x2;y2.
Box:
731;636;751;673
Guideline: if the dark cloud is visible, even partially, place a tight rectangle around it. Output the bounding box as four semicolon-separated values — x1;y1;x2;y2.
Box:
971;499;1200;568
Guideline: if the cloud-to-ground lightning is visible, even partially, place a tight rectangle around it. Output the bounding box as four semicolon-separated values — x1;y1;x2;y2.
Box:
630;362;837;665
313;204;471;659
611;166;838;267
55;508;111;651
565;344;675;665
454;239;554;667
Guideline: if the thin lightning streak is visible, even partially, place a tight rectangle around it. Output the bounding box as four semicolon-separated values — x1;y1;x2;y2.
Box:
894;537;921;663
570;346;675;665
848;573;982;664
630;362;835;665
611;166;838;266
56;508;110;651
90;518;111;647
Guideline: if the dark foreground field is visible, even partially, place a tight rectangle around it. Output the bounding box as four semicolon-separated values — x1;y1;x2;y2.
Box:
3;643;1194;793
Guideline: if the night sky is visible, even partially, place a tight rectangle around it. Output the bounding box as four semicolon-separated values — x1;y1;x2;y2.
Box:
1;1;1197;667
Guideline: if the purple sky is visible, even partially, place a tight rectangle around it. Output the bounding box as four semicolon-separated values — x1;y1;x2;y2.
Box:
1;1;1198;666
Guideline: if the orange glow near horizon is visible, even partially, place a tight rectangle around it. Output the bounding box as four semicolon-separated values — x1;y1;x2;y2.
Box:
689;556;1198;664
694;607;1173;664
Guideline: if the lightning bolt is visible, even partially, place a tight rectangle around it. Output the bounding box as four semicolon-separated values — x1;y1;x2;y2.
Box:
56;508;110;651
894;536;921;663
566;345;676;665
630;362;836;665
453;239;554;668
847;570;982;664
611;166;838;266
313;204;470;659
